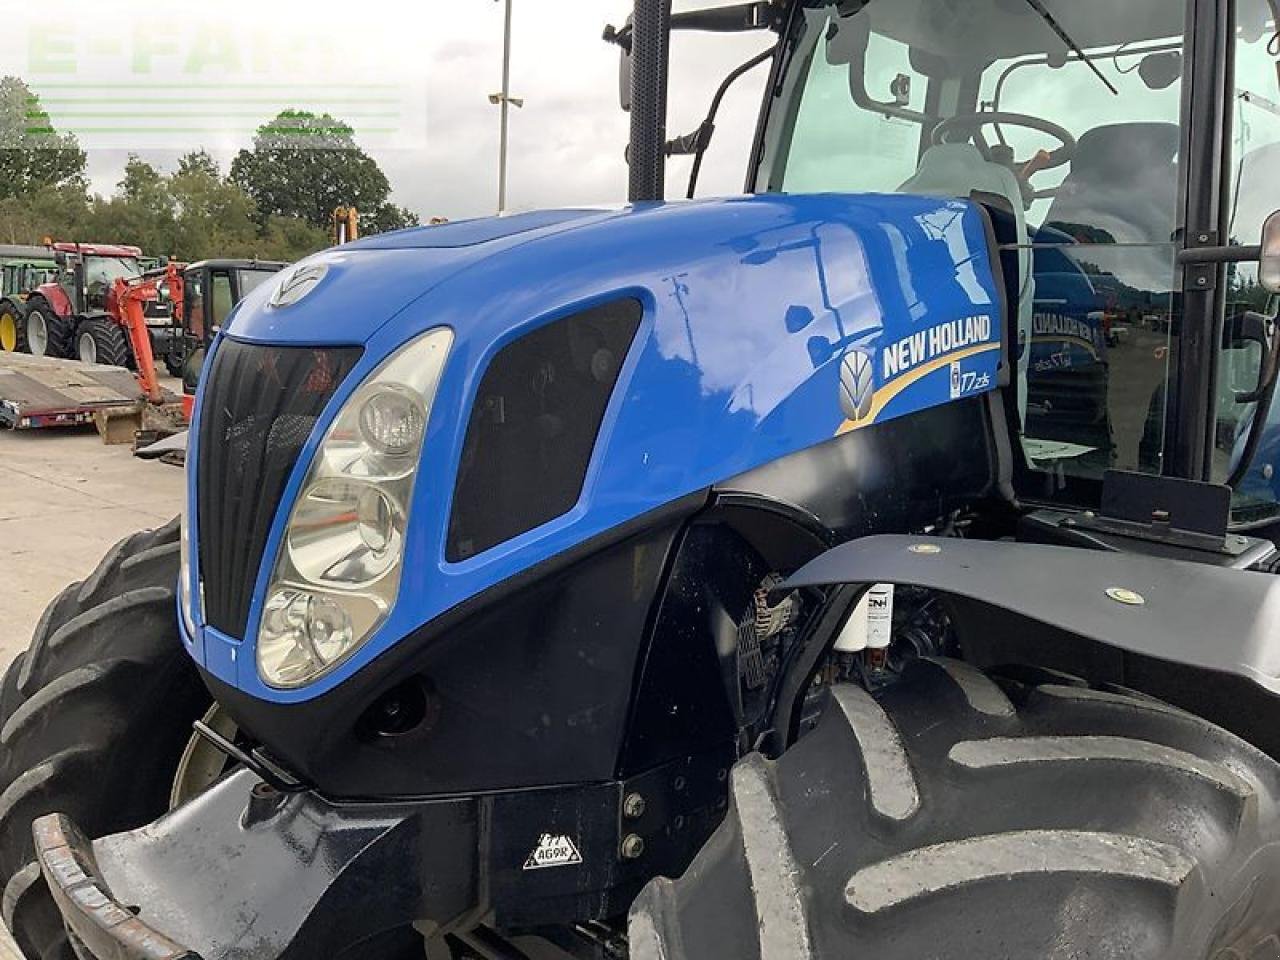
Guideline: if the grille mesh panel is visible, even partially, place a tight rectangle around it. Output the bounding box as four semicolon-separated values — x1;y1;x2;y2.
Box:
196;340;361;638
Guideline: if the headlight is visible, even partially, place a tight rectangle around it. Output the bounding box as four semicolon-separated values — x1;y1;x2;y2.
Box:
257;328;453;688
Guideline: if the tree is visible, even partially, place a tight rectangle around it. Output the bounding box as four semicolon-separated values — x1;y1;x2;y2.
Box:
88;156;179;256
364;201;420;234
0;183;90;244
0;77;86;200
230;110;415;232
176;149;220;180
169;163;261;260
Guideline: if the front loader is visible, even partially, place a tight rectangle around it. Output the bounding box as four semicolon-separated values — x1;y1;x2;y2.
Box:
7;0;1280;957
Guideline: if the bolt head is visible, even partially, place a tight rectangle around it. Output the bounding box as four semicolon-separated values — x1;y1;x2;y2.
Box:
623;792;646;819
908;543;942;555
621;834;645;860
1105;586;1145;606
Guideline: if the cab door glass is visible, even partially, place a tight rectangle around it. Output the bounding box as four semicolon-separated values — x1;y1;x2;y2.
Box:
1218;0;1280;522
980;32;1184;488
763;0;1186;499
209;271;234;333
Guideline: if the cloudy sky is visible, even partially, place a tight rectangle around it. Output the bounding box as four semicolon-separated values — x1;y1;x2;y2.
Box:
0;0;770;221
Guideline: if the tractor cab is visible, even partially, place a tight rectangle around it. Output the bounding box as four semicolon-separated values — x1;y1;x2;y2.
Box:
47;242;142;314
181;259;286;349
754;0;1280;531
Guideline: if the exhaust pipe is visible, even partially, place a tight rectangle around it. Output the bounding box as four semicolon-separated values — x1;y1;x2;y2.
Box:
627;0;672;202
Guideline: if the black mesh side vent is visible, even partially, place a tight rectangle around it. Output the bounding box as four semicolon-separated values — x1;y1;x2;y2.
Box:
447;299;643;561
197;341;361;638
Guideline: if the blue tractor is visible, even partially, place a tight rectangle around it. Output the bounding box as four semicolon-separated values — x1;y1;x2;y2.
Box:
8;0;1280;957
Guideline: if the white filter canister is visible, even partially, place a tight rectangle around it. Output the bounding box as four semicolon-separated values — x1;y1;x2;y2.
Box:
833;584;896;653
865;583;895;650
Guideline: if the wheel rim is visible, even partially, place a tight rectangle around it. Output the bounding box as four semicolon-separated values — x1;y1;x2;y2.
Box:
78;330;96;364
0;311;15;351
27;311;47;355
169;703;239;809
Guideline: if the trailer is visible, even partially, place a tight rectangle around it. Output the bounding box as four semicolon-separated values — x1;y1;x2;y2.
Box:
0;352;174;432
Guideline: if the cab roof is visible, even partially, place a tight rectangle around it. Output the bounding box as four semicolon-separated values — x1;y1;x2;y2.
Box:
185;259;289;272
49;242;142;258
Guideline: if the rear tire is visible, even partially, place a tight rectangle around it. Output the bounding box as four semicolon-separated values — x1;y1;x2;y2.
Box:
22;301;72;360
0;519;210;959
0;300;25;353
73;316;130;368
633;658;1280;959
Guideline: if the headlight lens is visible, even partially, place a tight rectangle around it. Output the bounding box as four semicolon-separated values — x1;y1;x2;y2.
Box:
257;328;453;688
358;385;426;456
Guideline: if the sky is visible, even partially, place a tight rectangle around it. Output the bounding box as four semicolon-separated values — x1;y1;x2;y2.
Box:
0;0;771;221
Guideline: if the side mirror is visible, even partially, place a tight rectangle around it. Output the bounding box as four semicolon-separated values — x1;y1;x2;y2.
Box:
604;19;633;111
1260;209;1280;293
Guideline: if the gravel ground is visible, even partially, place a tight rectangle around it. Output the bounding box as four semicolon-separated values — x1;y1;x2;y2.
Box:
0;419;185;960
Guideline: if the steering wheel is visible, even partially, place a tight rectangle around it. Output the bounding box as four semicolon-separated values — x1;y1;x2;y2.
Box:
931;111;1076;175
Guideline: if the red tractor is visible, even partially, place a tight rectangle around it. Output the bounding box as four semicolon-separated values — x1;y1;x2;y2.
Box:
22;242;143;360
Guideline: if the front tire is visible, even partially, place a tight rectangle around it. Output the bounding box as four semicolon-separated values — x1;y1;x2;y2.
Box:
633;658;1280;959
0;519;210;959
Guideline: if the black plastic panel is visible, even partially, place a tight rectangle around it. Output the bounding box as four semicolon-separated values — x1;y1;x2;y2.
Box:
196;340;360;638
447;299;642;561
205;505;693;798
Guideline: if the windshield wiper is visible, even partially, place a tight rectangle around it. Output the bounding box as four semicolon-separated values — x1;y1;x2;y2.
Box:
1022;0;1119;96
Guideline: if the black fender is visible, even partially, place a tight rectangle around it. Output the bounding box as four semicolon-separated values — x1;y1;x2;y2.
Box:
779;534;1280;755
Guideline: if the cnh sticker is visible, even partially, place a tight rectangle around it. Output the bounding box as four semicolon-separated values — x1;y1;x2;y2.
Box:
523;833;583;870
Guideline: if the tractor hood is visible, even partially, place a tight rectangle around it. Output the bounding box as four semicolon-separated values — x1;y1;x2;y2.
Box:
192;193;1007;702
223;208;620;346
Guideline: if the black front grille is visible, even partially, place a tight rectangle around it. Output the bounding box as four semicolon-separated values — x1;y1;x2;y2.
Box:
197;340;361;638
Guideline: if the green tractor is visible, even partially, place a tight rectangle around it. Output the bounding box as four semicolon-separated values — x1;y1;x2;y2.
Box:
0;246;57;354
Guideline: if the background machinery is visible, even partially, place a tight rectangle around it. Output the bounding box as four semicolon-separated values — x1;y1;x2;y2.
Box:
111;259;287;404
21;242;142;360
331;205;359;246
4;0;1280;958
0;246;56;354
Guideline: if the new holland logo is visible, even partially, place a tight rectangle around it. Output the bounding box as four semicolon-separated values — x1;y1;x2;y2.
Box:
523;833;583;870
270;262;329;308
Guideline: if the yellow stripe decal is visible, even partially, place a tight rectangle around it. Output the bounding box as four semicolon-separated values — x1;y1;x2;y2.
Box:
837;342;1000;435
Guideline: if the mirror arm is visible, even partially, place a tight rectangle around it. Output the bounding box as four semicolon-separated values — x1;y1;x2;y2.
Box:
1176;244;1262;264
605;2;776;49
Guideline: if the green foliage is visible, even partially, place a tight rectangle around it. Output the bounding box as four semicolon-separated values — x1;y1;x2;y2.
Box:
176;149;220;180
0;77;86;201
0;183;90;245
230;110;416;231
0;162;329;262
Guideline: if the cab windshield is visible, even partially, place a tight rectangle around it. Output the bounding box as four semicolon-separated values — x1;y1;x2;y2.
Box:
84;256;141;288
758;0;1280;522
